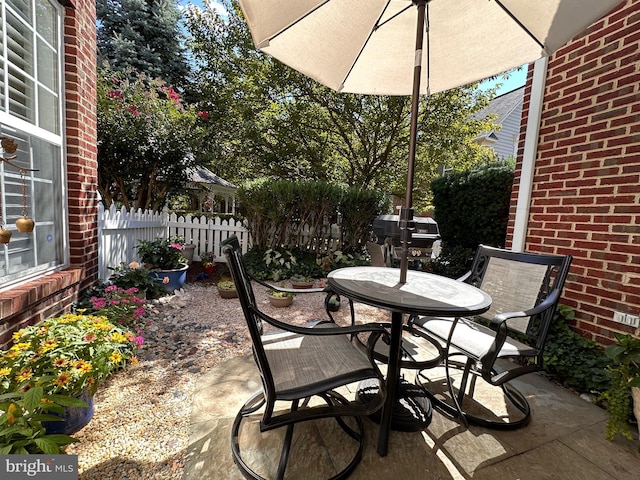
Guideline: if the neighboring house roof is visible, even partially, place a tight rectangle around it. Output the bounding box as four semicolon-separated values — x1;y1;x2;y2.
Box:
474;86;524;159
187;165;237;190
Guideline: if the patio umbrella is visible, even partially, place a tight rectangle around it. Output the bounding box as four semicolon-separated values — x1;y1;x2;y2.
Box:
237;0;623;283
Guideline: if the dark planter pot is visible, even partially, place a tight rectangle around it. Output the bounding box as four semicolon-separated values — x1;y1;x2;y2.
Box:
218;288;238;299
43;392;94;435
290;280;315;289
149;265;189;293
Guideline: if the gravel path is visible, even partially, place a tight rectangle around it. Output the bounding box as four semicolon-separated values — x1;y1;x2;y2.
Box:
66;280;386;479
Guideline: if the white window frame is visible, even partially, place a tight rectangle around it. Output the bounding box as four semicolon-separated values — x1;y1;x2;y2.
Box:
0;0;67;289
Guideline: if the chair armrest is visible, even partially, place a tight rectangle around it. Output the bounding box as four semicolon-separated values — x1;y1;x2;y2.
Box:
250;304;388;337
251;275;327;294
490;289;561;325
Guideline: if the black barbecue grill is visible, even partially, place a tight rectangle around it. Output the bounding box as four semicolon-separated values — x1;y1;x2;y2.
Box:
372;214;440;259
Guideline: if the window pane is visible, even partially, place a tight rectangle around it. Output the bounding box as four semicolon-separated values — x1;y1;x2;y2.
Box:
36;0;56;46
38;86;58;133
8;65;35;123
37;38;57;91
7;0;32;24
6;11;34;75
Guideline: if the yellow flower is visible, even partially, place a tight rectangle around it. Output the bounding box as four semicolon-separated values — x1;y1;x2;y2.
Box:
0;367;11;376
14;342;31;351
73;360;93;373
53;357;69;367
54;372;72;387
12;331;24;341
15;368;33;382
38;339;58;354
109;352;123;363
110;332;127;343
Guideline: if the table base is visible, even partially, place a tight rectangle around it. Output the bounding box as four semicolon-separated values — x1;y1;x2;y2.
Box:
356;378;432;432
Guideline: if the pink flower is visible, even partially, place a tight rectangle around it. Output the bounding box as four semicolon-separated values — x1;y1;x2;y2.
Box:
163;86;181;103
91;297;107;309
128;105;140;116
134;336;145;347
197;111;209;120
107;89;123;99
134;307;147;318
170;243;183;250
109;299;120;306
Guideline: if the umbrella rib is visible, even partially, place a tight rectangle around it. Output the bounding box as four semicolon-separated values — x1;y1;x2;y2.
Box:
257;0;331;48
493;0;548;53
338;1;413;92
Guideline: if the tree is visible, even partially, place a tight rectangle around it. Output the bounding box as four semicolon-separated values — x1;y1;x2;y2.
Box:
97;67;206;211
184;1;500;210
97;0;190;89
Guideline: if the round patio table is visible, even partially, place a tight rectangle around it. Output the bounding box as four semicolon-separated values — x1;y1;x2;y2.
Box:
327;266;491;456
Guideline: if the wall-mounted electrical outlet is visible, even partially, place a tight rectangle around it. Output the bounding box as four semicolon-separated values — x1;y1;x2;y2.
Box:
613;311;640;328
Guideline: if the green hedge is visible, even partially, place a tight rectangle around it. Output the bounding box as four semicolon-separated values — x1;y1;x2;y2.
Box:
431;161;514;250
238;179;388;254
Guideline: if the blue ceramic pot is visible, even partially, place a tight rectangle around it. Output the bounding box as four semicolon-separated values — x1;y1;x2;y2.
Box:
149;265;189;292
43;391;94;435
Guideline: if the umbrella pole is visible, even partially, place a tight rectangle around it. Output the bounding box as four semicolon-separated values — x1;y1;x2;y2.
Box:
399;0;427;284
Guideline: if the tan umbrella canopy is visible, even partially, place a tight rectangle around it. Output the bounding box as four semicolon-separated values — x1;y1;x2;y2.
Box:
238;0;623;282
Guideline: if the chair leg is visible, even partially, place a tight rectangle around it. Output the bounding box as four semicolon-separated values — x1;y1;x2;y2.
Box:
417;359;532;430
231;391;366;480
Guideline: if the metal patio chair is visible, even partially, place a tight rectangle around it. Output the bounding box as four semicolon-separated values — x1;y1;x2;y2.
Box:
413;245;572;429
222;236;387;480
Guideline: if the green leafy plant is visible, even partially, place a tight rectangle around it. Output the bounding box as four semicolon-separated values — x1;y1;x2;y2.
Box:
266;289;295;299
216;280;236;291
603;333;640;441
0;313;139;397
0;386;84;454
108;261;158;292
137;235;188;270
542;305;610;394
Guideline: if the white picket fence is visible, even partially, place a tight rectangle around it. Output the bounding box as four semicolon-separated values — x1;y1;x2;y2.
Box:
98;203;250;281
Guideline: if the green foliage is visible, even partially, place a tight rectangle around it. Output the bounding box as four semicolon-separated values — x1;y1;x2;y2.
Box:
423;245;475;279
97;0;190;89
432;161;514;250
0;388;83;454
108;262;158;292
603;333;640;440
238;179;387;254
136;236;188;270
97;66;204;210
542;305;610;394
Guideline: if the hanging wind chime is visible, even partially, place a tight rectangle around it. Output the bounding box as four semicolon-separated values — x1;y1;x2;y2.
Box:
0;136;38;243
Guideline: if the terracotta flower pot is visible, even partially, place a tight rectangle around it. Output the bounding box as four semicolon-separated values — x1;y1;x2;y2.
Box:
268;295;294;308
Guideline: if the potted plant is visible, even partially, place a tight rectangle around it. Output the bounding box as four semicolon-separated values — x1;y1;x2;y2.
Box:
137;236;189;292
201;251;217;274
0;312;140;435
289;274;315;289
604;333;640;442
217;279;238;299
108;261;159;299
266;289;295;308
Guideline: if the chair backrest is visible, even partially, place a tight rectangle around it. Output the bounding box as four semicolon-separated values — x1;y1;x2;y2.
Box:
366;241;389;267
221;236;276;395
465;245;572;349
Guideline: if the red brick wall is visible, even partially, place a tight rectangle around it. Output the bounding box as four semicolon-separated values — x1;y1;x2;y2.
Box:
506;0;640;345
0;0;98;349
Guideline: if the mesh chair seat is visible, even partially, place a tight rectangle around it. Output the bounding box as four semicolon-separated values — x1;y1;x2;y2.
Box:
414;317;539;359
264;326;379;400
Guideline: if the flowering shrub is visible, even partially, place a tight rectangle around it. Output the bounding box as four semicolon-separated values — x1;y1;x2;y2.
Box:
137;235;188;270
90;285;149;334
108;261;158;292
97;66;206;210
0;313;139;397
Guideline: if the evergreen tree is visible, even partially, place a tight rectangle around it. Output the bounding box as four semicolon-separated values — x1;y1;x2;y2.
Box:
97;0;190;89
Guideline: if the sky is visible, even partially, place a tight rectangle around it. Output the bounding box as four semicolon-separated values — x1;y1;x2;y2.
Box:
477;66;528;96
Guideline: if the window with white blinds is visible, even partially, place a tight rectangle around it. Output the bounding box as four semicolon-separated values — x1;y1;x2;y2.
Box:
0;0;65;287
